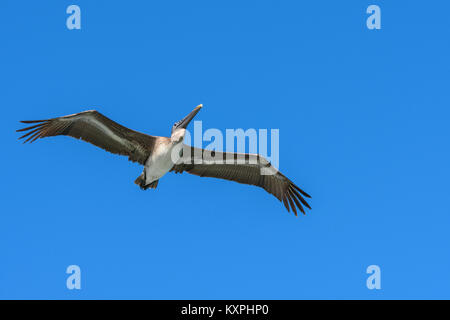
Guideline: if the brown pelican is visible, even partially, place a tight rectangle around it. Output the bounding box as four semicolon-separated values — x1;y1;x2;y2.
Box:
16;105;311;215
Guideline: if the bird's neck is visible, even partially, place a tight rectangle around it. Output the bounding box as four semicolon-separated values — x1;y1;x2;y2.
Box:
170;129;186;143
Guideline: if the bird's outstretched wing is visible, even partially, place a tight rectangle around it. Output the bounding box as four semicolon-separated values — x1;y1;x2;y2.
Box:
17;110;159;165
171;145;311;215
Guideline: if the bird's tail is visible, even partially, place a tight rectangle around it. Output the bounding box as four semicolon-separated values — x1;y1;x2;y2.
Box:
134;173;158;190
134;174;145;189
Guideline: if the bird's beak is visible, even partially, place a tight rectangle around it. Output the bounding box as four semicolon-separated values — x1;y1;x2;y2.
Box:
178;104;202;129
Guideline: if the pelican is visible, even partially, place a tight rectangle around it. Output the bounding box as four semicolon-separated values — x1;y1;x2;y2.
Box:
17;105;311;215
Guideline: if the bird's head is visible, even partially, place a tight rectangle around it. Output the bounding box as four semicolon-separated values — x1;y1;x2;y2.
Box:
171;104;202;142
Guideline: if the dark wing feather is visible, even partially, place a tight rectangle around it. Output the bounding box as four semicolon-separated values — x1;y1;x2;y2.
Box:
17;110;158;165
171;146;311;215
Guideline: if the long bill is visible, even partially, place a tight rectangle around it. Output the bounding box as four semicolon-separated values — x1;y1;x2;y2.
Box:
178;104;202;129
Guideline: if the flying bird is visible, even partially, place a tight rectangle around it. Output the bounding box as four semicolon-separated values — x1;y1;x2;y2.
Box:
17;105;311;215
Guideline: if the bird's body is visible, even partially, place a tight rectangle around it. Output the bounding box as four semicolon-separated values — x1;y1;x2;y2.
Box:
145;141;175;183
17;105;311;215
141;137;178;187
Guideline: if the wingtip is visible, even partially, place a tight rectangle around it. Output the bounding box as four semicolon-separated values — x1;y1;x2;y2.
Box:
19;120;46;124
292;183;312;198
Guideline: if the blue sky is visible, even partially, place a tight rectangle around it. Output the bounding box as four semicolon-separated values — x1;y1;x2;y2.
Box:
1;0;449;299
